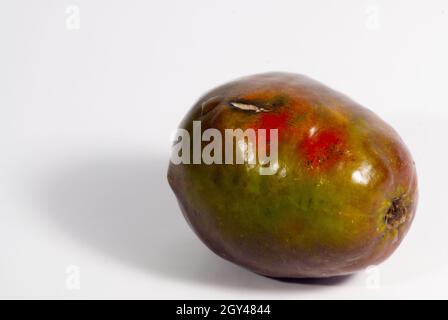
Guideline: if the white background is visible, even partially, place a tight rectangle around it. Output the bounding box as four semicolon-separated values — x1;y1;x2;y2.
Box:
1;0;447;299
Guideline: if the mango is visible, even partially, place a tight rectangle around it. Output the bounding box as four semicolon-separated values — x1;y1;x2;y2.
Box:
168;72;418;278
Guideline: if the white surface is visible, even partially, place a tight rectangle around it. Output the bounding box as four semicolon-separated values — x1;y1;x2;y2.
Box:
1;0;447;299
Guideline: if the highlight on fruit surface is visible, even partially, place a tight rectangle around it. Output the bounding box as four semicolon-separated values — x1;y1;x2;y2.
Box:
168;72;418;279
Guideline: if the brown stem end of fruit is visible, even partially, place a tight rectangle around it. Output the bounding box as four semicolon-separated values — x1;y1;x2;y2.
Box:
385;195;409;229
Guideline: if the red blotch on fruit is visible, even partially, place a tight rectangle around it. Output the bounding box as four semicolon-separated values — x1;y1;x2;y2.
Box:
258;112;290;131
300;128;346;170
255;112;291;143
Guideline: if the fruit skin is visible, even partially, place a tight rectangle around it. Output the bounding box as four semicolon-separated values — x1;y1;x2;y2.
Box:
168;72;418;278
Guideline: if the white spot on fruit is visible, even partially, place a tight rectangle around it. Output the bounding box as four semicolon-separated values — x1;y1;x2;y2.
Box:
352;162;373;185
309;126;318;137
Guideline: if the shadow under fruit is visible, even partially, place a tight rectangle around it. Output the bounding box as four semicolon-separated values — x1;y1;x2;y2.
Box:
168;72;418;278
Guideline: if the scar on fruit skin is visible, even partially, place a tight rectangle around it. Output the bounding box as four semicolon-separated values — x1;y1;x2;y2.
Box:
229;102;271;113
229;94;291;113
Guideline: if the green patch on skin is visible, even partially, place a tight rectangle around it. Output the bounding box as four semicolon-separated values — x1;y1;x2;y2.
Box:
288;112;308;126
270;94;291;108
184;155;378;256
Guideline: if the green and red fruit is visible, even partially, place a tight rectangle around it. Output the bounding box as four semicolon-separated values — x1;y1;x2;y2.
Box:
168;72;418;278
